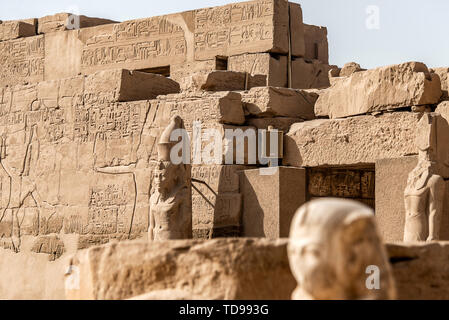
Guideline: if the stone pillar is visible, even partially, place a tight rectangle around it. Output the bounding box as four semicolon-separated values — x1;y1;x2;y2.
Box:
241;167;306;238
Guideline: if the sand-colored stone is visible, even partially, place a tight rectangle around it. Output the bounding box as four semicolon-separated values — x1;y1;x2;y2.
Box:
228;53;288;87
375;156;419;242
179;71;265;92
247;117;303;132
289;199;396;300
241;167;306;238
291;58;333;89
65;238;296;300
84;69;180;104
170;59;217;83
387;242;449;300
38;13;117;34
303;24;328;64
316;62;442;119
155;91;245;127
284;112;421;168
431;67;449;100
192;165;251;238
0;35;45;87
242;86;318;119
339;62;365;77
0;21;36;41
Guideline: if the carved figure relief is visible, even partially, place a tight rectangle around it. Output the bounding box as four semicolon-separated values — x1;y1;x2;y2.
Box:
149;116;192;240
404;113;446;242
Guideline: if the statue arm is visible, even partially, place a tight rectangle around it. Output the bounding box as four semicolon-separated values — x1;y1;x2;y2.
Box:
428;176;446;241
95;164;136;174
148;199;155;241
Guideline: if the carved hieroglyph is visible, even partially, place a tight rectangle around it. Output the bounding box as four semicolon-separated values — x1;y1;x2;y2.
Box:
404;113;446;242
149;116;192;240
288;198;396;300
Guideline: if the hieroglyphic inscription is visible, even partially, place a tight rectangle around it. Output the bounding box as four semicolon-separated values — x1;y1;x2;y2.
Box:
0;36;44;86
88;185;128;234
73;102;145;143
191;165;246;235
81;17;187;70
194;0;277;59
308;167;375;208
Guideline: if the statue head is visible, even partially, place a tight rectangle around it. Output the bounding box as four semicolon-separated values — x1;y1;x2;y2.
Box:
288;198;396;300
153;160;178;194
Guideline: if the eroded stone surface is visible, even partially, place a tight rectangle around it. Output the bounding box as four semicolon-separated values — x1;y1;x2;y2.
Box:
316;62;442;119
65;238;296;300
387;242;449;300
284;112;421;167
179;71;265;92
0;21;36;41
303;24;328;64
38;13;117;34
242;86;318;119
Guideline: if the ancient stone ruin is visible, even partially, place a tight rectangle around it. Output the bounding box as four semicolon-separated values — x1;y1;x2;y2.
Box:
1;0;449;300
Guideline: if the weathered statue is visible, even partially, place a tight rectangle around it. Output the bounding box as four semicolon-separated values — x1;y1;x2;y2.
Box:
404;114;446;242
288;198;396;300
149;116;192;240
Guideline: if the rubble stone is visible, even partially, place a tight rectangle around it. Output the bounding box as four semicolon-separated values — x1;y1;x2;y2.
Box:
316;62;442;119
284;112;421;167
65;238;296;300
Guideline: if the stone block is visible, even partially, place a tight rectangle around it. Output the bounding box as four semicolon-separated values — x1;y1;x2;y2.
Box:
387;242;449;300
0;21;36;41
431;67;449;100
291;57;332;89
65;238;296;300
288;2;306;58
284;112;421;168
0;35;45;87
316;62;442;119
303;24;328;64
191;165;250;238
179;71;265;92
247;117;303;132
242;86;318;119
170;59;217;83
228;53;288;87
241;167;306;238
84;69;180;104
156;91;245;127
375;156;419;242
38;13;117;34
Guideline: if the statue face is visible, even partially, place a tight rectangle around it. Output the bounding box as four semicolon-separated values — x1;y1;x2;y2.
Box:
288;199;395;300
289;226;338;299
153;161;176;192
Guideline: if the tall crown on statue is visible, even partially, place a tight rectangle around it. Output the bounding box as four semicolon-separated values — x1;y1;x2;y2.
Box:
157;116;183;161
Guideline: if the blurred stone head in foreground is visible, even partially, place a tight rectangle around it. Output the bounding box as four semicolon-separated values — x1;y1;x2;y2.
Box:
288;198;396;300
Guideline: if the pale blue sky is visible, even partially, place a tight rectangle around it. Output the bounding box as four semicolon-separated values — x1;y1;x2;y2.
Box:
1;0;448;69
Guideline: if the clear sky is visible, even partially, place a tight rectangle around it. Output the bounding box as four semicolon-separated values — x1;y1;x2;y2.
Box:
1;0;448;69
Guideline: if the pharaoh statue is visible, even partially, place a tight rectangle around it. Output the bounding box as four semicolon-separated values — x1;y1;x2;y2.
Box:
148;116;192;240
288;198;396;300
404;113;446;242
